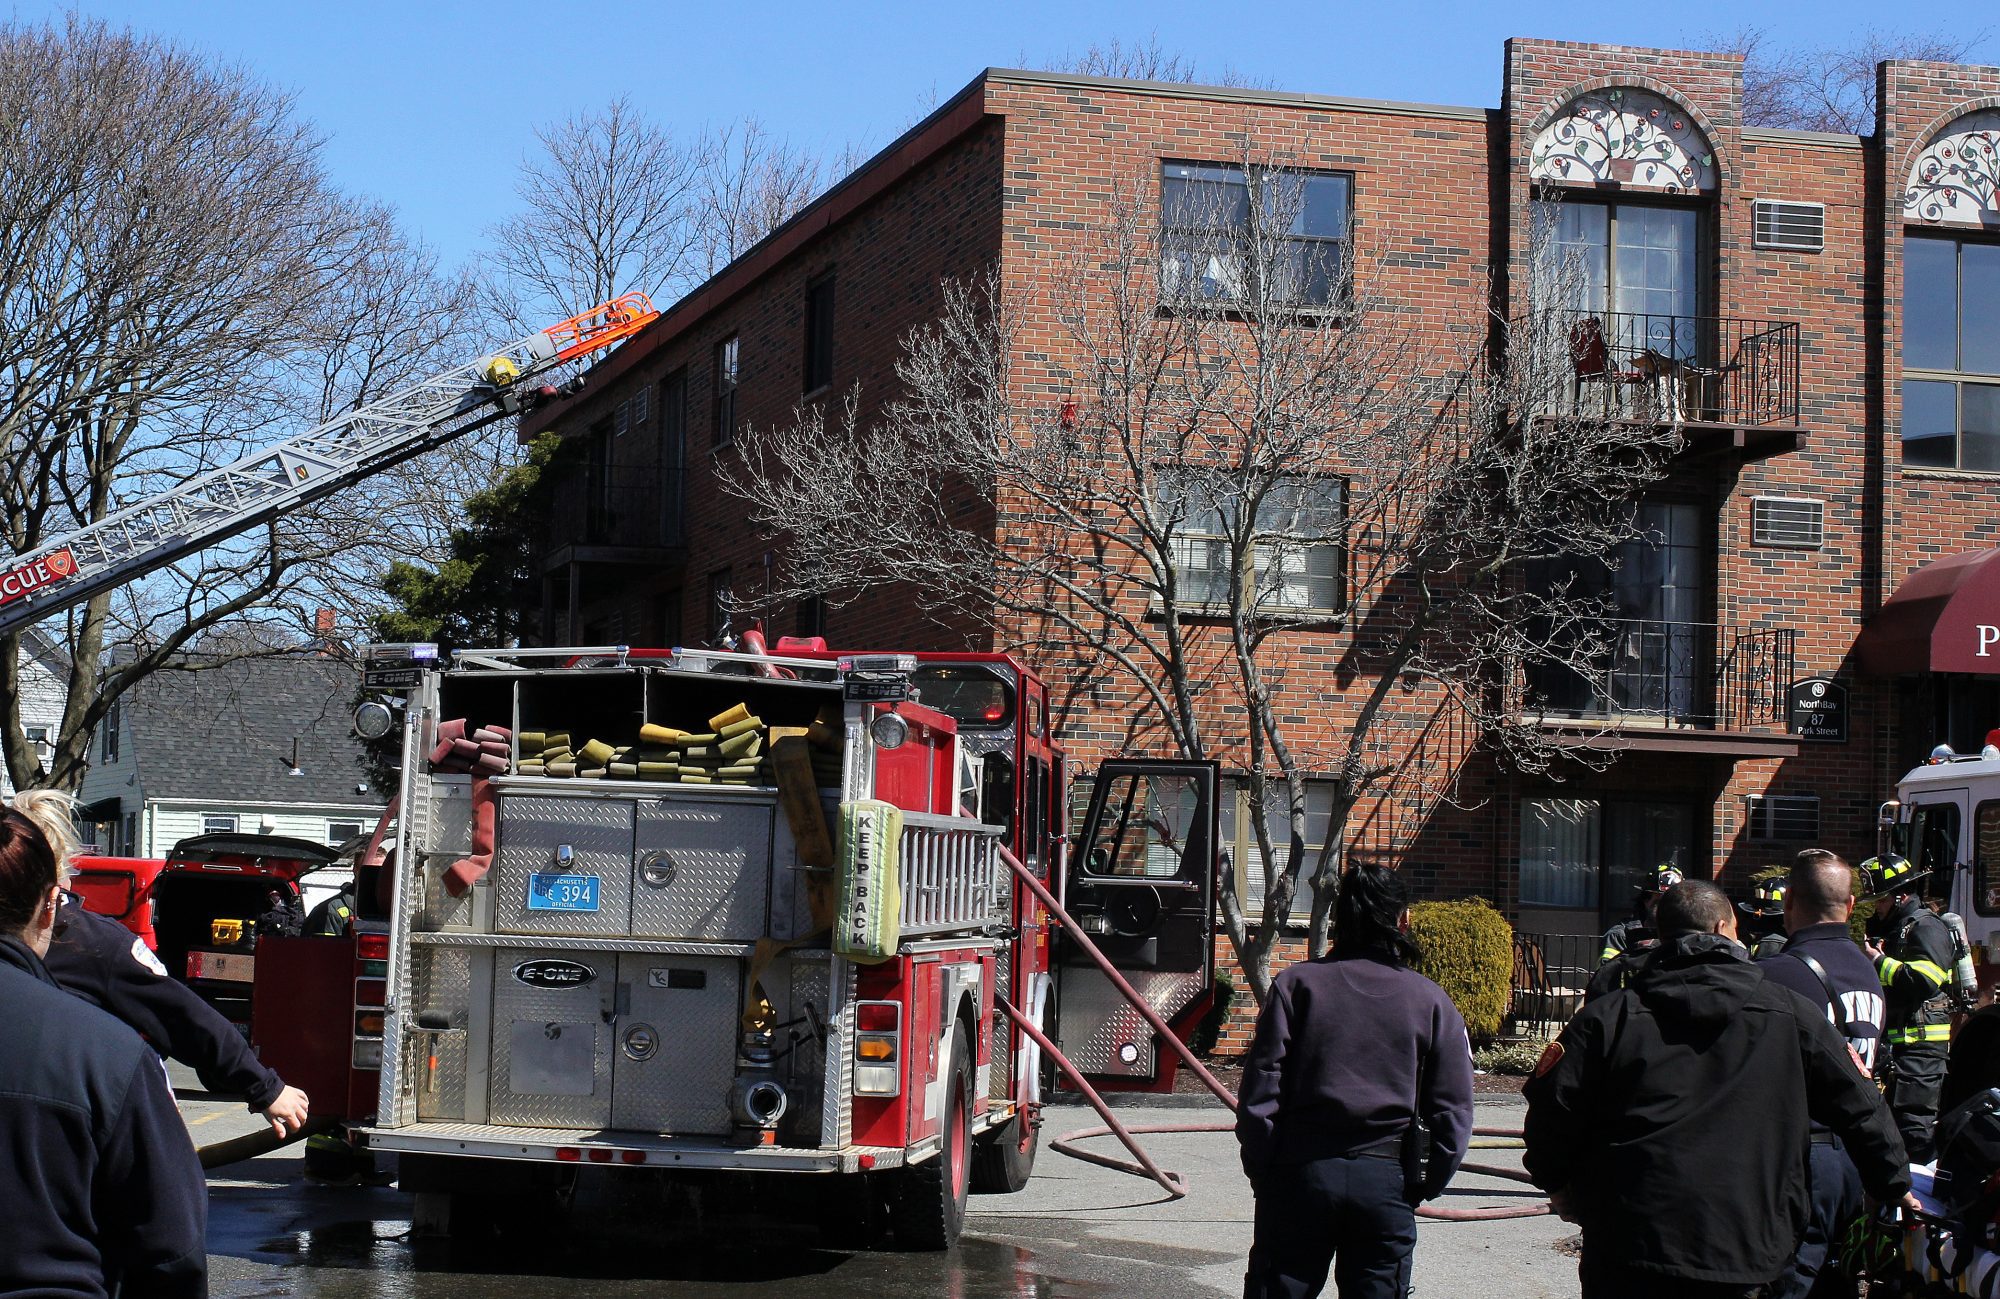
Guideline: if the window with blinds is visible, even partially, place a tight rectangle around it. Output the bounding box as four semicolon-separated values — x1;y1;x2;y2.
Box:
1752;200;1825;252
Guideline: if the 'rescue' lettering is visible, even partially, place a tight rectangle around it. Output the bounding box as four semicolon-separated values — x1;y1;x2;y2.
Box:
0;549;78;607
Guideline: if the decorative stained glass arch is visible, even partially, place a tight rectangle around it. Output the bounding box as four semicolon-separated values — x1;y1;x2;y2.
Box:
1529;87;1717;194
1904;110;2000;228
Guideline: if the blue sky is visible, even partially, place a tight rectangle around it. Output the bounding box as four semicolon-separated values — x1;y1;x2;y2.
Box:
14;2;1991;276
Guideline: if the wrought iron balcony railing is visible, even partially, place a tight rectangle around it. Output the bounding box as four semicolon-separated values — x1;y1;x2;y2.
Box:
1521;618;1796;732
1530;310;1801;428
543;459;685;554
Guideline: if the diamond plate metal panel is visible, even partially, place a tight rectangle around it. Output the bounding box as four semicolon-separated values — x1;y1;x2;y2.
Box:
611;954;740;1136
488;946;614;1128
491;796;635;937
779;956;830;1142
416;1030;469;1121
421;859;474;932
630;799;771;940
1059;969;1203;1078
427;777;474;855
989;948;1012;1101
413;946;472;1025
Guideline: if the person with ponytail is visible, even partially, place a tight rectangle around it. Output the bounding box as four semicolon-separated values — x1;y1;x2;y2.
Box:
1236;862;1474;1299
0;802;207;1298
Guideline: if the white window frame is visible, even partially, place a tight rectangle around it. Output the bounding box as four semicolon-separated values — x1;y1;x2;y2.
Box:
326;819;365;845
1162;474;1345;618
202;813;240;835
1222;778;1334;925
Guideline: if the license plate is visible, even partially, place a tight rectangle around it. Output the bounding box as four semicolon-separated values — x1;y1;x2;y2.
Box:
186;949;256;983
527;873;601;912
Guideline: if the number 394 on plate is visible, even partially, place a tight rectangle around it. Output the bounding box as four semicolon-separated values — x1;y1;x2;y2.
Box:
526;872;601;912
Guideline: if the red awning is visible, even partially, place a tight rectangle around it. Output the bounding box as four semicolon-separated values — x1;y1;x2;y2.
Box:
1859;548;2000;674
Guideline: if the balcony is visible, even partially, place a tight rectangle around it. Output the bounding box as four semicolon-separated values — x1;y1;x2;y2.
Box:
539;457;685;573
1531;310;1802;458
1521;619;1800;757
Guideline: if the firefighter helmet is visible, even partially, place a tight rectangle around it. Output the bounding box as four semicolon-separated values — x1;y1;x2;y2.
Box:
1738;876;1787;919
1860;853;1928;897
1645;863;1685;895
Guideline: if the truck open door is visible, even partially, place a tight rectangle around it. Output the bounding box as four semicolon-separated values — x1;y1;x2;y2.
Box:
1054;759;1218;1092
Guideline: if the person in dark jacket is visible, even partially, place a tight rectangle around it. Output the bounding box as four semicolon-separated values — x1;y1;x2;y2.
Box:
1863;853;1958;1162
11;791;310;1139
1942;997;2000;1116
1236;863;1474;1299
1524;880;1913;1299
0;804;207;1299
1739;876;1790;959
1756;849;1887;1299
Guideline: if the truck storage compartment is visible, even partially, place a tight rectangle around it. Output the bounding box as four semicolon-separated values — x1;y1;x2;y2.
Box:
489;946;615;1127
610;953;740;1135
489;795;637;936
631;798;773;940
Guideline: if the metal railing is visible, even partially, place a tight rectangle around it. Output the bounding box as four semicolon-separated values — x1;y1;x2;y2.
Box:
544;459;685;550
1524;619;1795;731
898;812;1008;936
1510;930;1599;1036
1532;309;1801;427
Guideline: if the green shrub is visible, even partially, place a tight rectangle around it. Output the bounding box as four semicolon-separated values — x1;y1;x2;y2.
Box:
1409;898;1515;1041
1474;1037;1552;1075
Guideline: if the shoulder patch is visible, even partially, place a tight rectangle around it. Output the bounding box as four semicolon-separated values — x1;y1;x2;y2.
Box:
129;936;168;978
1533;1040;1565;1078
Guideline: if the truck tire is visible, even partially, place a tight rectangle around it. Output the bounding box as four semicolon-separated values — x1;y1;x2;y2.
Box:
891;1022;971;1249
970;1108;1038;1193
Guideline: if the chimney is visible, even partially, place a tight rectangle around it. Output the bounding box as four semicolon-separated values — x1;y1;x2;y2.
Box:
315;608;336;637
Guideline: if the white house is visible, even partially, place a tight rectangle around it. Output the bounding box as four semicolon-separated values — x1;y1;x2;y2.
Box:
77;653;388;907
4;628;72;798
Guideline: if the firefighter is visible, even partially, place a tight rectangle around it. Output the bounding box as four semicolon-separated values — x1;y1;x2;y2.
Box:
9;791;311;1138
1862;852;1957;1163
1525;881;1913;1298
1738;877;1789;959
1600;863;1684;963
303;880;356;937
1583;864;1686;1003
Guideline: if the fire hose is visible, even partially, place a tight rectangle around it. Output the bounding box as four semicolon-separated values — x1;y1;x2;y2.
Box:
996;847;1550;1221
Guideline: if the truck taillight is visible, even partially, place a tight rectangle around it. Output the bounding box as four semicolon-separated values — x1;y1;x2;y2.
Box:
354;978;387;1007
355;1010;385;1037
357;933;389;961
853;1000;902;1097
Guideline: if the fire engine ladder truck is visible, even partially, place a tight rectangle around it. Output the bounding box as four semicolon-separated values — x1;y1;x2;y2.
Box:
0;293;660;640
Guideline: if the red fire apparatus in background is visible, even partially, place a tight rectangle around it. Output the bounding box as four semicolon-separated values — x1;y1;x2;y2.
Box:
284;638;1222;1249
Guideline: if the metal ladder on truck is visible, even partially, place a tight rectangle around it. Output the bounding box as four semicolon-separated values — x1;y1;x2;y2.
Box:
0;293;660;639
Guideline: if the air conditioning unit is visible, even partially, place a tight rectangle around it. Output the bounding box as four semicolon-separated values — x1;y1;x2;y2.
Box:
1752;496;1825;549
1753;200;1826;252
1746;793;1821;842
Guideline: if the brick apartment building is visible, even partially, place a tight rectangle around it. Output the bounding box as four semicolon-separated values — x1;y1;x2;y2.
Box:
519;38;2000;1035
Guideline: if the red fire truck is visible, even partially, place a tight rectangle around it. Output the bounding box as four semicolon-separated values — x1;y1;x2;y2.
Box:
340;639;1218;1248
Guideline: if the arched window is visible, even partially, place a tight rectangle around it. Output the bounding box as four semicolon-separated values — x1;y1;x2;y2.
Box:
1903;111;2000;471
1905;109;2000;229
1529;88;1717;194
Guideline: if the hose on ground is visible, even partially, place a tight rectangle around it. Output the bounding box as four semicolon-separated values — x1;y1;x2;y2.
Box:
197;1115;338;1169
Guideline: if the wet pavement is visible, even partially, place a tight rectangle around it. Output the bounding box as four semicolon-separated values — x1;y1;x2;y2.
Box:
179;1076;1575;1298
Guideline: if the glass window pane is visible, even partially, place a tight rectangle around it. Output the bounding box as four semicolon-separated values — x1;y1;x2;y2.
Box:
1602;803;1694;921
1974;802;2000;916
1519;798;1601;909
1162;168;1248;230
1964;383;2000;473
1294;174;1351;239
1903;378;1959;467
1963;243;2000;374
1905;237;1959;372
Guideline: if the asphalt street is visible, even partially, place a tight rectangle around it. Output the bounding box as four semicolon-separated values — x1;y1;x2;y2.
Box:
177;1075;1577;1299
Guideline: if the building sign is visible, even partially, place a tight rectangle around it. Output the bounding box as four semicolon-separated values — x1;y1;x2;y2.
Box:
1788;677;1849;742
0;548;77;608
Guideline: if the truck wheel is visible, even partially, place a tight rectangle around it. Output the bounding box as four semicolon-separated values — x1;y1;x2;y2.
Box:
970;1108;1038;1193
891;1022;971;1250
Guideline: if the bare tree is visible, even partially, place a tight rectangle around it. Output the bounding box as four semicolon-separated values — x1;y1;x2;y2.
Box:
718;156;1685;999
1718;27;1983;133
1037;33;1273;89
692;119;825;277
0;16;453;791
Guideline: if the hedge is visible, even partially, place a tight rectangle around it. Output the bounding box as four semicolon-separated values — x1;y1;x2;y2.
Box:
1409;898;1515;1041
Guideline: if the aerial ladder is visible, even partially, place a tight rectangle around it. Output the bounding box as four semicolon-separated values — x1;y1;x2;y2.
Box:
0;293;660;639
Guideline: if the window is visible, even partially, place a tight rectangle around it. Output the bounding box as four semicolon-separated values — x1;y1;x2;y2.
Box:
1536;200;1703;360
1974;800;2000;916
803;274;835;393
713;335;740;446
585;418;615;542
101;700;119;763
1744;794;1820;842
326;820;365;846
1162;475;1344;616
796;594;825;639
707;568;733;645
122;813;137;855
1518;798;1694;925
1221;780;1332;924
202;814;239;835
1160;162;1352;308
656;587;683;647
613;387;649;437
1903;236;2000;470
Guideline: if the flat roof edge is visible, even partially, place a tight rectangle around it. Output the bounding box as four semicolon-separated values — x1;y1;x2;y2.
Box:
984;67;1488;123
1742;125;1868;149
